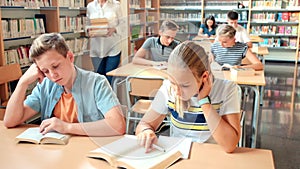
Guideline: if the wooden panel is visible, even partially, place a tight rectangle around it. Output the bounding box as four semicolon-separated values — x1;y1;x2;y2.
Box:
41;9;60;33
0;64;22;85
0;64;22;101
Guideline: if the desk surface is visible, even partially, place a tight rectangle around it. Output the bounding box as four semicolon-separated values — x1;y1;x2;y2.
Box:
250;35;264;43
108;63;266;86
213;70;266;86
107;63;168;78
251;46;269;56
0;122;274;169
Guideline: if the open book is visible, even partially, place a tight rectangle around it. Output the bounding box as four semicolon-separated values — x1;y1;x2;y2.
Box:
15;127;70;145
87;135;192;169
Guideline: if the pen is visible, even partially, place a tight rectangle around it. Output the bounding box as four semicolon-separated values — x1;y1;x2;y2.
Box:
152;144;166;152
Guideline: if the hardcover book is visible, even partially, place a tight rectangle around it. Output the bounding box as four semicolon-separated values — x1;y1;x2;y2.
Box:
87;135;192;169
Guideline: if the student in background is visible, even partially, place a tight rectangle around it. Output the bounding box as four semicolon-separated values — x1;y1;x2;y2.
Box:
4;33;126;136
198;15;218;38
227;10;252;48
211;24;263;71
132;20;180;66
86;0;123;85
136;41;241;153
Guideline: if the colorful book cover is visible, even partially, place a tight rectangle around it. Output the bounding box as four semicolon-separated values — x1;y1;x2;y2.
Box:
281;12;290;22
285;26;292;35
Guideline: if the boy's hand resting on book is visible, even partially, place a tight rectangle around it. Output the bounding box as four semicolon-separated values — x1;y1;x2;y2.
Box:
137;128;158;153
40;117;68;135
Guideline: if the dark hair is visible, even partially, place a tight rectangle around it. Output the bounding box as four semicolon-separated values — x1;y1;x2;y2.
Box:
29;33;69;61
204;15;217;29
227;10;239;20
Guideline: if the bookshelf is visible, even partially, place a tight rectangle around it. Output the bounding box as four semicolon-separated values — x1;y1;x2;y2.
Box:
128;0;160;61
0;0;88;101
249;0;300;62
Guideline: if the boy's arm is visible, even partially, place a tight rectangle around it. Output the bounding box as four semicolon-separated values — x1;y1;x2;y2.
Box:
4;64;44;128
241;49;264;71
132;48;158;66
39;105;126;136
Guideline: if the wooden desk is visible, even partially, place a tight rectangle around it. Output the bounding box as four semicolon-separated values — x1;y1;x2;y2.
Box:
0;122;275;169
107;63;168;94
213;70;265;148
250;35;264;43
192;36;215;43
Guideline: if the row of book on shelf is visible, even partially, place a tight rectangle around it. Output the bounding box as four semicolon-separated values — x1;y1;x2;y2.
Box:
251;12;299;22
258;37;298;48
263;99;300;111
59;16;87;33
5;37;88;67
2;18;45;39
2;15;87;39
252;0;299;9
160;12;202;21
251;25;298;36
1;0;85;8
130;0;152;8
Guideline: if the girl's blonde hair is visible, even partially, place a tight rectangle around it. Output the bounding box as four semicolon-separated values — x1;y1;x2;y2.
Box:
216;24;236;39
168;41;210;117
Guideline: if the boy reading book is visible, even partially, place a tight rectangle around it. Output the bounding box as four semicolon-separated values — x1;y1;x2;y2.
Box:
16;127;70;145
4;33;126;137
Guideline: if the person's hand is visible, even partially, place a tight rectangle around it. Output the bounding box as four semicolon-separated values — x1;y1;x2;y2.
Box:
197;73;212;100
19;63;45;86
137;129;158;153
39;117;68;135
106;28;116;36
152;61;167;67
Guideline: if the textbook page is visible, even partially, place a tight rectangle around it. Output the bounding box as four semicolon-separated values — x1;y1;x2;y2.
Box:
88;135;192;168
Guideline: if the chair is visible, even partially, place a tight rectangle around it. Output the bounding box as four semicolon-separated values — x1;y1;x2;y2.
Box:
0;64;22;120
125;75;166;134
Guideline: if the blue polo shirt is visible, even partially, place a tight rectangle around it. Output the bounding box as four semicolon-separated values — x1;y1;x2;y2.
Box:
24;66;120;122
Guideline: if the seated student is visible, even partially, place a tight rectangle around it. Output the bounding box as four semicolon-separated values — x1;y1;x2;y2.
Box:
211;24;263;71
135;41;241;153
227;10;252;48
132;19;180;66
198;15;218;38
4;33;126;136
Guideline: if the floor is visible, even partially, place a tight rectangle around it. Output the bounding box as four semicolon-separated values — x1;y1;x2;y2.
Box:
245;61;300;169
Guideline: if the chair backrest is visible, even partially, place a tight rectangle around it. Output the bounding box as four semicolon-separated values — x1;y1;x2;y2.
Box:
126;76;164;97
125;76;164;106
0;64;22;85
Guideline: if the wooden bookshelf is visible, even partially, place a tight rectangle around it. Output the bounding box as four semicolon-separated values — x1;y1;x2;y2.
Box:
0;0;88;100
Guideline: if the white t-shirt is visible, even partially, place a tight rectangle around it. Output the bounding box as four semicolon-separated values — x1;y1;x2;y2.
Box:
235;25;250;43
87;0;123;58
151;78;240;143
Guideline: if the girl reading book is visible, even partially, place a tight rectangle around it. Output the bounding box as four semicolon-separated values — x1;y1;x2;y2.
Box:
136;41;241;153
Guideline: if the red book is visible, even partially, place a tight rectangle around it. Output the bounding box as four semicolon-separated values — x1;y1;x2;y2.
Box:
281;12;290;22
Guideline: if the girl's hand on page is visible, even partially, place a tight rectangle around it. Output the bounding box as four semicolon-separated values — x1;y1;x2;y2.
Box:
39;117;68;135
137;129;158;153
20;63;45;85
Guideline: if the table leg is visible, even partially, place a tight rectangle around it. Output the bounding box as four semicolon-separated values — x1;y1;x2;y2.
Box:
248;86;260;148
